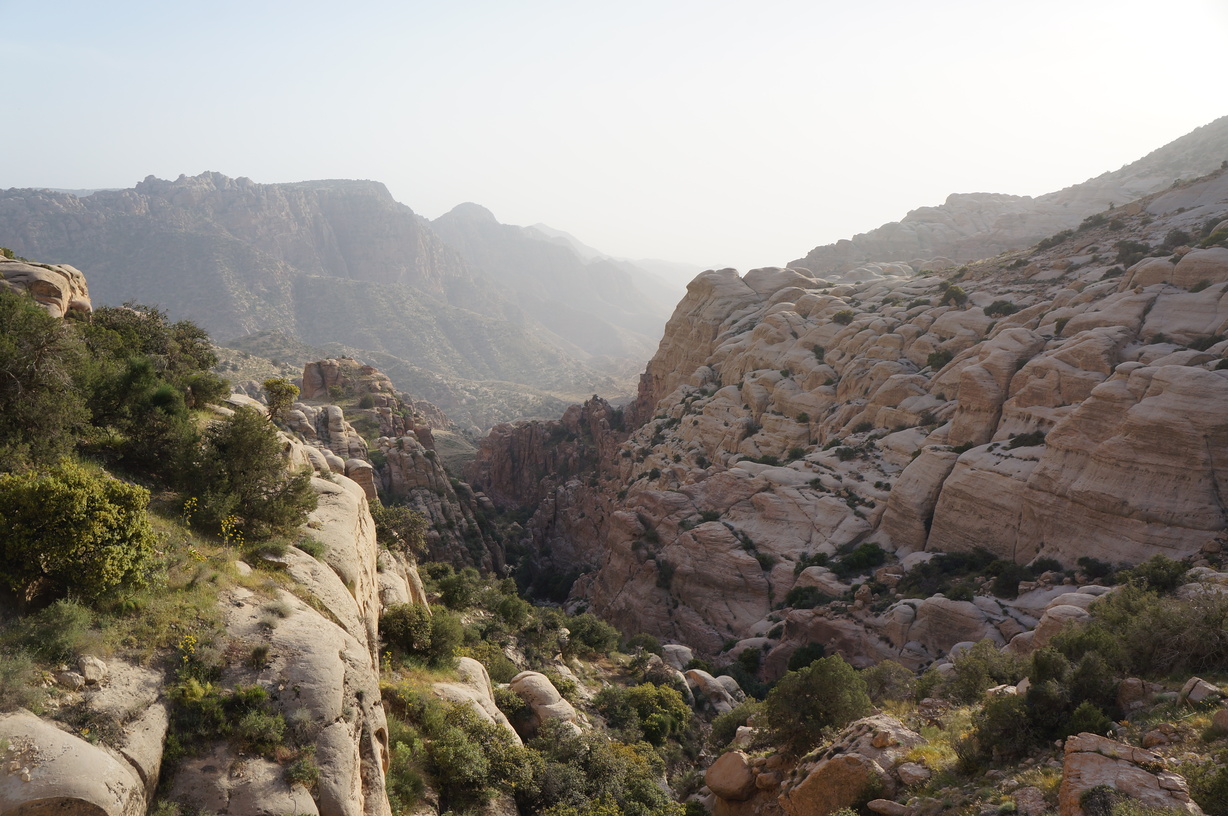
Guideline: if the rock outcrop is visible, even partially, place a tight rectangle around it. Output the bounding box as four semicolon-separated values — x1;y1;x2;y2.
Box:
1059;733;1202;816
474;165;1228;661
0;255;91;316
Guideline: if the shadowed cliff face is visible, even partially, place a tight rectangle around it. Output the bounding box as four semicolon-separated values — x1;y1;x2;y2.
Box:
473;169;1228;663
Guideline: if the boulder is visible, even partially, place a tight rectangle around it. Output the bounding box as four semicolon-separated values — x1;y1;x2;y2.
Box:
0;710;145;816
508;671;580;735
1179;677;1222;705
1058;732;1202;816
705;751;757;801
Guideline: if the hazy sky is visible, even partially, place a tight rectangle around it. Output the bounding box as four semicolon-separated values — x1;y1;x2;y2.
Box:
3;0;1226;272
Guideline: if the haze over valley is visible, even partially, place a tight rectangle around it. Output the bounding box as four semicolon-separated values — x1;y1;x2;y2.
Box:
3;2;1228;815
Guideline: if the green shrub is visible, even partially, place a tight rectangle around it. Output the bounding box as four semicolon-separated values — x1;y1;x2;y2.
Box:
969;693;1033;762
833;310;855;325
0;462;158;605
11;599;94;662
381;603;433;656
563;613;620;658
1118;555;1189;593
0;651;43;712
189;405;317;540
784;586;833;610
1066;700;1113;736
0;288;90;468
625;633;663;655
369;502;428;555
943;640;1023;705
927;349;954;370
762;656;871;755
787;642;827;671
832;543;886;578
1180;750;1228;816
860;660;916;703
984;300;1019;317
428;609;464;667
1007;430;1046;449
709;700;762;750
594;683;692;745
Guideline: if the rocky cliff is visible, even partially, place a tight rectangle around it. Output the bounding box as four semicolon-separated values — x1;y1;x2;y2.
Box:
472;167;1228;663
790;115;1228;275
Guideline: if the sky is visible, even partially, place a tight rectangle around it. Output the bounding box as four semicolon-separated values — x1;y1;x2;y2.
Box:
3;0;1227;273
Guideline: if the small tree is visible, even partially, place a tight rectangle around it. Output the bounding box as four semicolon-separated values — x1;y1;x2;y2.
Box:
0;288;90;468
191;405;317;539
0;462;157;606
263;378;299;423
762;655;871;754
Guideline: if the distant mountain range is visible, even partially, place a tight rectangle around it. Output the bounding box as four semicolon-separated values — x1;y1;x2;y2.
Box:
790;115;1228;274
0;173;700;430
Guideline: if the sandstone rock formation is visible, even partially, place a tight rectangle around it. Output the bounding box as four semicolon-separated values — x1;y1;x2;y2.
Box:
473;165;1228;662
1059;733;1202;816
0;255;91;316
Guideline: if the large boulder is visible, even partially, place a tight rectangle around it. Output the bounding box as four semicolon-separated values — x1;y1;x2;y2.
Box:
0;710;145;816
508;671;580;736
1058;733;1203;816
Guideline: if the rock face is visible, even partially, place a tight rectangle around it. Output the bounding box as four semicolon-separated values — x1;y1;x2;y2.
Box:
284;361;506;570
0;256;91;316
473;163;1228;660
1059;733;1202;816
168;473;394;816
0;710;146;816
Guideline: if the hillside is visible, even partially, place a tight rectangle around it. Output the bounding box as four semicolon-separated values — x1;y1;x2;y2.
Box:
790;115;1228;275
471;166;1228;663
0;173;676;429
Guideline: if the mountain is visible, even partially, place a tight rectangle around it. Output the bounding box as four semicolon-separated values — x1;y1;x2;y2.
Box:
0;173;675;430
790;115;1228;275
471;161;1228;661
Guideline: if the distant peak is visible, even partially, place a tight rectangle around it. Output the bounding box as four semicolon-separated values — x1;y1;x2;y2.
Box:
437;202;498;223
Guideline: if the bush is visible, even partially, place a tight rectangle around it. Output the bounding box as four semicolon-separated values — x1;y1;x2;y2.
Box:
11;599;94;662
0;651;43;712
833;310;855;325
189;406;317;540
1007;431;1045;449
563;613;619;658
942;640;1022;705
860;660;916;703
1118;555;1189;592
787;642;827;672
784;586;833;610
1180;750;1228;816
381;603;433;656
709;699;762;750
369;502;428;555
832;543;886;578
927;349;954;370
0;289;89;468
762;655;871;755
0;462;158;606
984;300;1019;317
594;683;692;745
